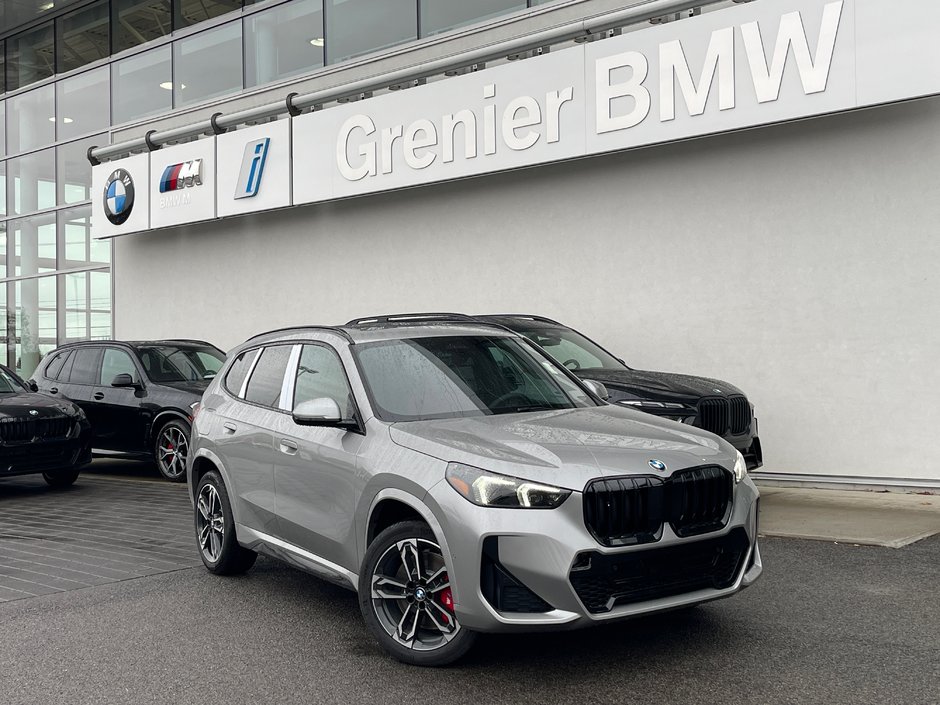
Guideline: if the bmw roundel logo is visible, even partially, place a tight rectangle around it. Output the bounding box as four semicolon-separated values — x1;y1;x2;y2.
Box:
648;459;667;472
29;410;39;416
103;169;135;225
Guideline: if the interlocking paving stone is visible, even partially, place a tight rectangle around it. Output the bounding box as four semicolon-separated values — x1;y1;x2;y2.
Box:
0;472;200;602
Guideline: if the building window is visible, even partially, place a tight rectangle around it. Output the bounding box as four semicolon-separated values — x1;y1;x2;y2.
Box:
419;0;525;36
63;270;112;343
6;85;55;155
5;23;55;92
13;277;57;378
326;0;417;63
0;101;5;157
175;0;243;29
0;162;6;218
10;213;57;277
244;0;324;88
112;46;172;124
56;68;111;141
7;149;56;217
0;41;5;96
59;206;111;270
113;0;172;54
173;22;243;107
0;224;5;279
57;1;111;74
58;135;104;206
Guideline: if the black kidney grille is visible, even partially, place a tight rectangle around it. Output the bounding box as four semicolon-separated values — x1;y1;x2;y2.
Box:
569;528;750;613
583;477;665;546
697;396;750;436
583;466;732;546
0;416;72;443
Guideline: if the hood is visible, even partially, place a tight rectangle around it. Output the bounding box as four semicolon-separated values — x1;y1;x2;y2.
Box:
158;379;210;396
0;392;81;420
576;368;745;401
389;405;732;491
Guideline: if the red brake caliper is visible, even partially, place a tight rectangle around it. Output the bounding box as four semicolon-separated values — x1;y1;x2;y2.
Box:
438;583;454;624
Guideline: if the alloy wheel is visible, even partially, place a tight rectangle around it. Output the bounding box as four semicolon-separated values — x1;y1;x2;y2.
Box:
371;538;459;652
196;484;225;562
157;425;188;479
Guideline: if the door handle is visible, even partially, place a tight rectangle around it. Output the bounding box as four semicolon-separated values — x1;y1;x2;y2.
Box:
93;392;105;400
222;422;237;434
279;439;298;455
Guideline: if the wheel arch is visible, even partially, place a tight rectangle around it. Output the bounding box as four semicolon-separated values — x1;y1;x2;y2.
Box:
150;409;192;444
188;447;237;519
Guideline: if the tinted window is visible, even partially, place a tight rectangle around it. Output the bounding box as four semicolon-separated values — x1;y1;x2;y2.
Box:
44;352;68;380
223;349;258;396
244;346;292;408
137;345;225;382
100;349;139;385
58;351;76;382
68;347;101;385
515;326;625;371
0;367;25;393
294;344;354;418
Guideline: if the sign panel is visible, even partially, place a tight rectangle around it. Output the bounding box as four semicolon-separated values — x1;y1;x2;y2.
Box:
91;153;150;238
216;119;292;218
149;139;216;229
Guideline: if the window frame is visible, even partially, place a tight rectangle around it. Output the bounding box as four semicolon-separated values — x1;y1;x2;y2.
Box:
239;343;295;412
286;340;362;423
98;345;143;386
65;345;103;386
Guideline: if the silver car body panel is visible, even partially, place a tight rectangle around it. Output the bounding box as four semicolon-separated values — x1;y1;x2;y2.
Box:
188;323;762;634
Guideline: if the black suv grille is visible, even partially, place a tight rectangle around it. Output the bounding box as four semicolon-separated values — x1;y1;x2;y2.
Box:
0;416;72;443
569;527;750;613
697;396;750;436
583;466;732;546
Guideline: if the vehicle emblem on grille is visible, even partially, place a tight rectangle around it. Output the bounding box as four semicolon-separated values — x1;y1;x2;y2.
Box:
648;459;667;471
29;410;39;417
713;388;722;394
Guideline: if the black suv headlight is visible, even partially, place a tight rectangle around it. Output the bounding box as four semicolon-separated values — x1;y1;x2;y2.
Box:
446;463;570;509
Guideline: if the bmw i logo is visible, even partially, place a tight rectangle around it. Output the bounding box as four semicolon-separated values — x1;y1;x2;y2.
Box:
648;459;667;472
103;169;135;225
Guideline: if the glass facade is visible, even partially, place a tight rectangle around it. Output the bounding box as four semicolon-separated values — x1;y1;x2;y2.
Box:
0;0;556;377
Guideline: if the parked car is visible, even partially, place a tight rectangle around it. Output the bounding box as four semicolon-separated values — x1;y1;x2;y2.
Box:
30;340;226;482
187;315;762;666
479;315;763;470
0;364;91;487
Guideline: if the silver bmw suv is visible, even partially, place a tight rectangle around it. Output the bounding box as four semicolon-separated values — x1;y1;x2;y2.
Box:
187;316;762;666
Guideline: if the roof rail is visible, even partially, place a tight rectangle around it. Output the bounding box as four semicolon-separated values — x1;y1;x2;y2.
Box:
153;338;215;346
243;325;356;344
478;314;563;326
345;313;478;327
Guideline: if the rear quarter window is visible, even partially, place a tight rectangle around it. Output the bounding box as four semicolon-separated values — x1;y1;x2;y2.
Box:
223;349;259;397
44;351;69;380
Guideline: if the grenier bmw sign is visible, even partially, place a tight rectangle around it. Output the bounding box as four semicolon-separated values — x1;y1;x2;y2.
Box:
90;0;940;237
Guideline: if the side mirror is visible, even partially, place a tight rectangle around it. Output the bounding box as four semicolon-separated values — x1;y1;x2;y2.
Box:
27;380;39;393
583;379;610;401
293;397;344;427
111;373;140;388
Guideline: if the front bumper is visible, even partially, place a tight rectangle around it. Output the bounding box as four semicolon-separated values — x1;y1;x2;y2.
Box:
426;477;761;633
0;428;92;478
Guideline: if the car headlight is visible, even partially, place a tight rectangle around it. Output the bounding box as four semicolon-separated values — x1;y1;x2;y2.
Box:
445;463;570;509
733;451;748;484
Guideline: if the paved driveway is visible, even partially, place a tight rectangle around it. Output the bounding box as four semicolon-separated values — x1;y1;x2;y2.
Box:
0;465;937;705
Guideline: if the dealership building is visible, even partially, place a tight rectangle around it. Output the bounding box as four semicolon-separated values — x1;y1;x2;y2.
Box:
1;0;938;488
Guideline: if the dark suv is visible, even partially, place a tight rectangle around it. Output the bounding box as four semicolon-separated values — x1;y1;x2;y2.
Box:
30;340;226;481
480;315;763;469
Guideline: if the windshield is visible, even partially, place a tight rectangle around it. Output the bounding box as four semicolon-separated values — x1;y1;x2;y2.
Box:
0;367;26;394
353;335;596;422
511;326;627;372
137;345;226;383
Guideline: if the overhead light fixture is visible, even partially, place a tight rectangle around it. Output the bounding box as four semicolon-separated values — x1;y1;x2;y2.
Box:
309;37;324;47
48;116;74;123
40;2;55;11
159;82;186;90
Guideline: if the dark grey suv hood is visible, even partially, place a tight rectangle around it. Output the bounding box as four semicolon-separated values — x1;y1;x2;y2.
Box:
389;405;731;491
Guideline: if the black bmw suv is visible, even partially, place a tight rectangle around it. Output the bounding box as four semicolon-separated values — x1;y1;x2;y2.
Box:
30;340;226;482
1;364;91;486
481;315;763;469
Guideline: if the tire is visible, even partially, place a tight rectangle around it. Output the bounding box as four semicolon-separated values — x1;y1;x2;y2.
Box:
359;520;476;666
154;419;191;482
42;468;80;488
194;470;257;575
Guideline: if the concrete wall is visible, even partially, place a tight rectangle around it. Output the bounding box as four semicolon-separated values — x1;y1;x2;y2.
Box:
114;95;940;482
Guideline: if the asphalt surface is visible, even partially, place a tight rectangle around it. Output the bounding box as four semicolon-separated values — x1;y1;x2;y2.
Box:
1;463;938;705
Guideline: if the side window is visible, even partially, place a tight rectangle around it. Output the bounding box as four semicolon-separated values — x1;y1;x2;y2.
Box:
293;344;354;418
244;346;292;408
68;347;102;385
223;349;258;396
100;348;139;385
57;351;76;382
44;351;68;380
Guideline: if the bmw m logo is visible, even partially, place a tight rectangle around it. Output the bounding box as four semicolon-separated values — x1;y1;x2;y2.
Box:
103;169;135;225
648;459;667;471
159;159;203;193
